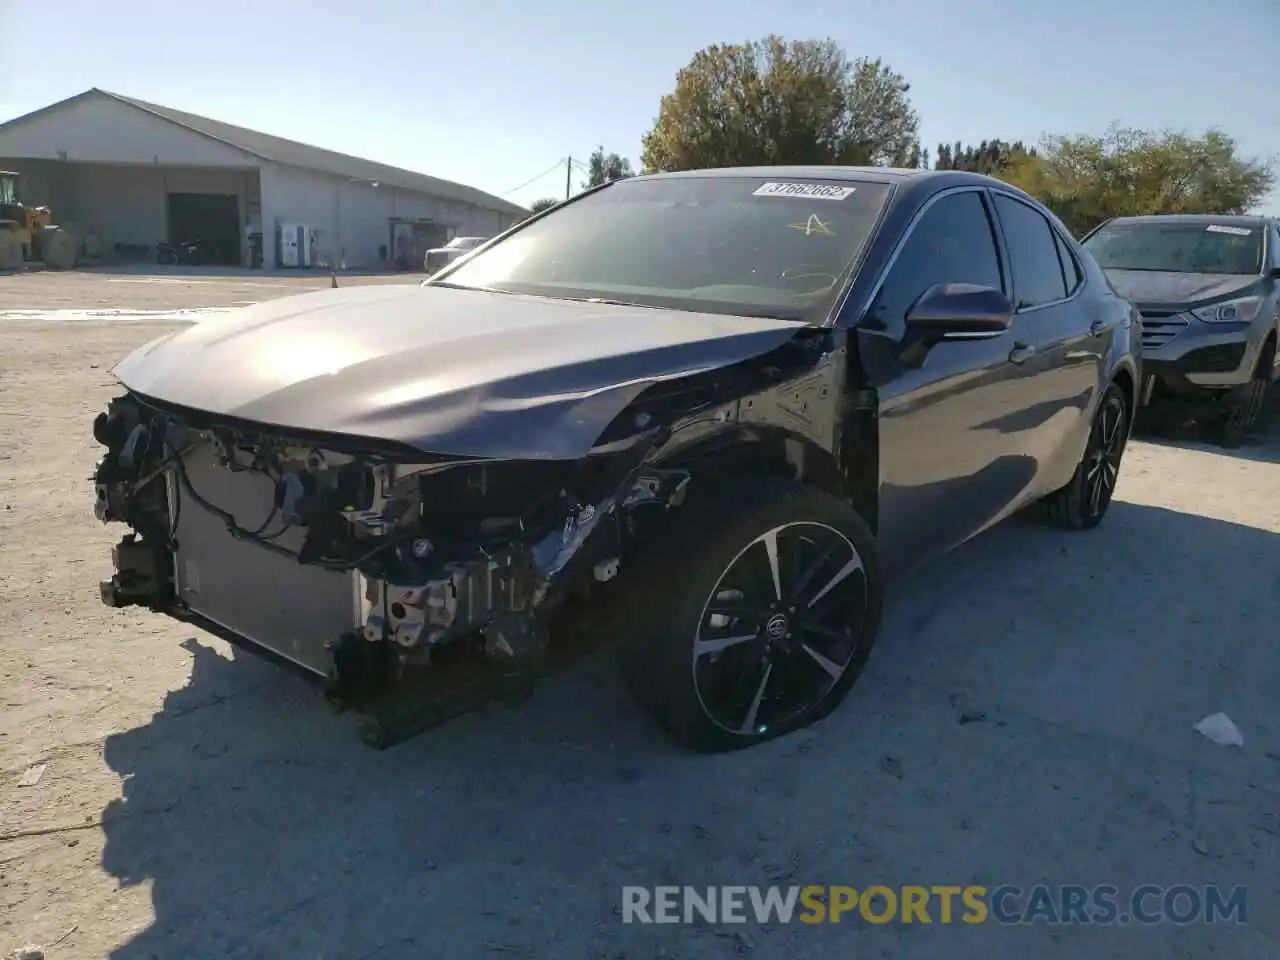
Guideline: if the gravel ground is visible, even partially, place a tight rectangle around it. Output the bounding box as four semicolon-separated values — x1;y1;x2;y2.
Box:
1;271;1277;960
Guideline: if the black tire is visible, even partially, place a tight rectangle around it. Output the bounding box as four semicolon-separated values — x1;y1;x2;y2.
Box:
1038;381;1130;530
1220;341;1273;449
615;476;883;753
156;247;174;266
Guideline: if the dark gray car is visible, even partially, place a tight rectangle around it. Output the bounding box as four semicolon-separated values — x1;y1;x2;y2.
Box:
92;167;1140;753
1081;213;1280;446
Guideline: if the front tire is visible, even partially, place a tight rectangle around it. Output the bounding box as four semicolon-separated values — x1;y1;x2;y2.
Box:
1038;381;1129;530
1220;340;1273;448
616;477;883;753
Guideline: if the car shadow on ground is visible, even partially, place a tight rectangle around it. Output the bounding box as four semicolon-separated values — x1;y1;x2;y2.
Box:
98;501;1280;960
1132;388;1280;464
1135;430;1280;465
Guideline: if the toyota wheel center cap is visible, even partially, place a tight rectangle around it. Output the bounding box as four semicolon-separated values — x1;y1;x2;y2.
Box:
765;613;789;641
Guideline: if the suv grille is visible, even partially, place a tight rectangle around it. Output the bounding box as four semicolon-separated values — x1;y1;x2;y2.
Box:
1139;310;1189;351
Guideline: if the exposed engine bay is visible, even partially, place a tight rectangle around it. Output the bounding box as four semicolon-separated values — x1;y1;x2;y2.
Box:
91;324;851;745
95;394;691;668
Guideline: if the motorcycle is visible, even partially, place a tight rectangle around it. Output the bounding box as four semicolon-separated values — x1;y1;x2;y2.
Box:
156;238;204;266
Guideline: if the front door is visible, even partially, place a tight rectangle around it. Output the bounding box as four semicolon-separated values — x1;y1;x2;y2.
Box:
854;188;1038;573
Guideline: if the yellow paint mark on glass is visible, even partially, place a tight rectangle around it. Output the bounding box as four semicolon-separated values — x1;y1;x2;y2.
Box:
787;214;834;236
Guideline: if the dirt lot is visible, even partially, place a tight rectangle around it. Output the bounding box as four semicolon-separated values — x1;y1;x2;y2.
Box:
1;270;1278;959
0;265;411;313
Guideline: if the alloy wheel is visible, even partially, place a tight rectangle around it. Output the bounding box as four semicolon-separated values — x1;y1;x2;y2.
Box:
691;522;869;737
1083;393;1126;519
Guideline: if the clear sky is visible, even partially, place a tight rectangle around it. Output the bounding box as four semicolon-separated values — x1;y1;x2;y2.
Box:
2;0;1277;212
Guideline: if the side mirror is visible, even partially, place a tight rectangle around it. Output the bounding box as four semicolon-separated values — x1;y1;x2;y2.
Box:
906;283;1014;337
1269;265;1280;279
899;283;1014;367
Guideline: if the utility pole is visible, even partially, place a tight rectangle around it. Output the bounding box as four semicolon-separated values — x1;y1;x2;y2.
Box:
565;156;572;200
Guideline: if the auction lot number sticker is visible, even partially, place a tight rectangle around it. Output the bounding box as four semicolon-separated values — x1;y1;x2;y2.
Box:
1205;224;1252;236
753;182;856;200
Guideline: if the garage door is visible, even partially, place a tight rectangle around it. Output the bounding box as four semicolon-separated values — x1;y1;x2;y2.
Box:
167;192;241;266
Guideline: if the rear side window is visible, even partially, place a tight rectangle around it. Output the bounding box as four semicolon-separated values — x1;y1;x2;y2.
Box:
866;191;1003;335
1054;231;1083;294
994;194;1069;309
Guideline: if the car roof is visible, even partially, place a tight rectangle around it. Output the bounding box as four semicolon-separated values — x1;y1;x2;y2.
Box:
1102;213;1272;228
630;165;1009;191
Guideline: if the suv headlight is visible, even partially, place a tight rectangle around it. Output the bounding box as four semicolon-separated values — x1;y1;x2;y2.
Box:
1190;296;1265;324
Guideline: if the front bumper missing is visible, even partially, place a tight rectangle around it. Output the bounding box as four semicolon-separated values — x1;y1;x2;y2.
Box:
94;406;690;747
165;444;366;678
96;495;590;748
98;526;339;689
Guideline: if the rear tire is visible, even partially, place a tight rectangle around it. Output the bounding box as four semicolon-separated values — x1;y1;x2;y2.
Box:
615;476;883;753
1038;381;1129;530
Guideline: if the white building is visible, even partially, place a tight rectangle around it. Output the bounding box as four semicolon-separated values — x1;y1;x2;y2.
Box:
0;89;526;269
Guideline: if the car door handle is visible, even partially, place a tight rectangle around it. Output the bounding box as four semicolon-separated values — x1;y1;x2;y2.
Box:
1090;319;1108;336
1008;343;1036;364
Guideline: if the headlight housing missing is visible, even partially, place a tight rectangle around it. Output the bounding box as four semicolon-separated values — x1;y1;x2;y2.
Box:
1190;296;1265;324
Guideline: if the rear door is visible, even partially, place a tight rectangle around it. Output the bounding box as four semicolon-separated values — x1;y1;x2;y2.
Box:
857;187;1040;572
989;192;1104;495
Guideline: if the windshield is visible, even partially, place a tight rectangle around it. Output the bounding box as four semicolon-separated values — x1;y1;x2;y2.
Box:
1083;221;1264;275
446;237;485;250
435;175;893;323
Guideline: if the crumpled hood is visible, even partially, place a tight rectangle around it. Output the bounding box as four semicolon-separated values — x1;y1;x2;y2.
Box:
112;283;807;458
1104;269;1261;309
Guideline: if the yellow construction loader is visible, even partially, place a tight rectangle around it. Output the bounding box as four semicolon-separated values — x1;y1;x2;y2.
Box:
0;170;77;270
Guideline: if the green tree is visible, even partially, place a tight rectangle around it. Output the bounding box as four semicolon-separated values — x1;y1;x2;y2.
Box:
933;139;1035;174
528;197;559;215
997;127;1275;236
640;36;920;172
583;147;635;188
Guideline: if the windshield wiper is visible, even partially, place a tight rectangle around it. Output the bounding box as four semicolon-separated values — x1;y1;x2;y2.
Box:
424;284;806;323
544;295;665;309
732;309;808;322
554;297;806;323
421;280;517;295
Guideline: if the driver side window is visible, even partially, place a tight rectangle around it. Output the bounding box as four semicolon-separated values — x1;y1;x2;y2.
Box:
865;191;1004;337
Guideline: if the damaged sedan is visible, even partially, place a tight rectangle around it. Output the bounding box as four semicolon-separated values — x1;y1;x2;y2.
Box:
93;167;1140;752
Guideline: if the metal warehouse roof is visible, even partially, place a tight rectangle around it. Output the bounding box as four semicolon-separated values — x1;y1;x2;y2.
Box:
0;88;528;218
